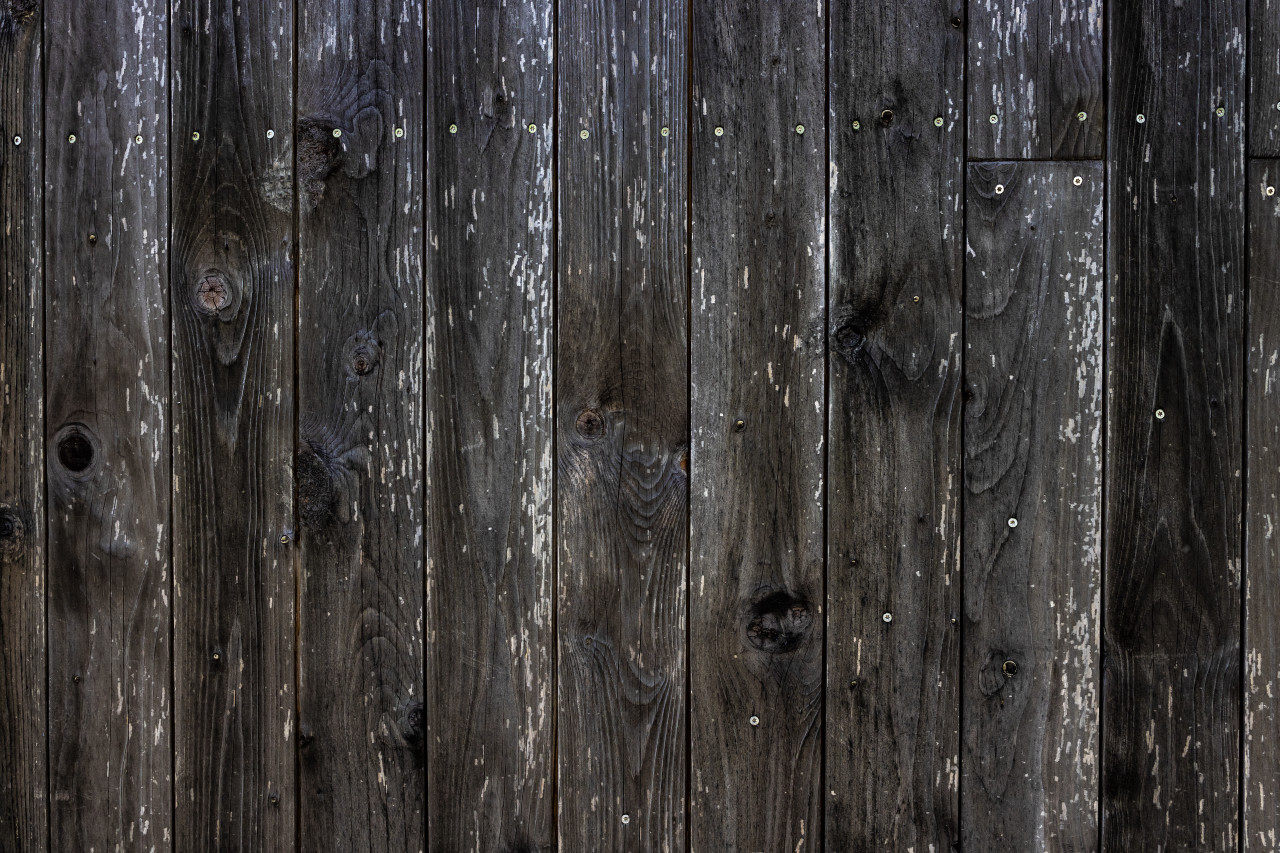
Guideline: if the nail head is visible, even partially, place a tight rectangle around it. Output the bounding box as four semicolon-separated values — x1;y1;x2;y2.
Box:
1155;408;1165;420
934;116;944;127
12;136;19;145
1267;186;1276;197
989;114;998;124
192;131;201;141
1073;176;1083;186
1215;106;1225;117
714;126;724;136
1007;517;1018;528
661;126;670;136
1136;114;1146;123
449;123;458;134
395;127;405;138
912;295;920;303
795;124;805;134
134;134;143;144
332;128;342;138
527;123;537;133
733;418;746;432
749;715;760;726
995;184;1005;194
266;129;275;139
621;814;631;825
882;612;892;623
68;134;76;143
1077;111;1087;121
852;120;861;131
280;534;289;544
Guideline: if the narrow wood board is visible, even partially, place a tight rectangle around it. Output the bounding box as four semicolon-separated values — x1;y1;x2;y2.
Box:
296;2;425;850
967;0;1104;158
1251;0;1280;155
556;0;690;847
963;162;1103;851
0;2;45;849
689;2;825;848
43;2;171;849
825;4;963;849
1246;161;1280;852
1104;0;1246;847
170;0;297;847
423;0;556;849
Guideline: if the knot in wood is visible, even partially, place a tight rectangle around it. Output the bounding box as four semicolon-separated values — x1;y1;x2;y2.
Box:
195;274;231;314
831;320;866;363
745;591;812;654
401;700;425;764
0;505;24;563
56;429;94;474
1;0;36;30
343;330;383;379
575;408;606;440
879;109;895;126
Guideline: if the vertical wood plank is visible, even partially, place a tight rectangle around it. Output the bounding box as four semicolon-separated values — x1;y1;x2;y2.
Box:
1105;0;1245;847
1246;161;1280;852
423;0;555;849
689;3;824;849
0;2;44;850
295;3;424;850
967;0;1104;159
825;3;963;849
1251;0;1280;155
963;162;1103;851
556;0;689;848
170;0;296;848
43;2;171;849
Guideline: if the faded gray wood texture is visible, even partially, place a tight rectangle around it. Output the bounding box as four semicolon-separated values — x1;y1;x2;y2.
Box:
43;2;171;849
422;0;555;849
826;3;963;850
690;1;825;849
963;162;1102;851
1253;0;1280;155
557;0;690;847
0;2;44;851
170;0;297;848
296;2;425;850
1247;161;1280;852
1105;0;1246;848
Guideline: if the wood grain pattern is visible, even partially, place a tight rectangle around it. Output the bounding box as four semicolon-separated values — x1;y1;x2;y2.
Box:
1246;161;1280;852
170;0;296;848
556;0;689;848
825;2;963;849
963;162;1102;852
0;2;44;850
689;2;824;849
423;0;555;849
1104;0;1245;847
43;3;171;850
967;0;1104;159
1251;0;1280;155
296;3;425;851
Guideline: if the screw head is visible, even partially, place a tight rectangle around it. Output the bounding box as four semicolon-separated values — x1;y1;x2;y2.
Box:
1155;408;1165;420
580;129;589;139
1215;106;1225;117
528;123;537;133
134;134;143;144
1073;176;1083;186
1077;111;1087;121
882;612;892;623
1276;102;1280;112
989;114;998;124
12;135;19;146
795;124;805;134
621;814;631;825
266;129;275;139
934;116;944;127
193;131;201;141
67;134;76;143
852;120;861;131
449;123;458;134
995;184;1005;194
1267;186;1276;197
395;127;405;138
1007;517;1018;528
1002;659;1018;677
661;126;669;137
714;126;724;137
332;128;342;138
912;295;920;303
280;534;289;544
749;715;760;726
1136;114;1146;123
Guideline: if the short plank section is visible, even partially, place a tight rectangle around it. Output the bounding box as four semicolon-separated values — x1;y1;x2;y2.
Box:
963;162;1102;851
556;0;690;847
1252;0;1280;155
423;0;556;849
1104;0;1245;847
967;0;1104;158
170;0;296;847
825;4;963;849
296;2;425;850
690;2;825;848
44;2;172;849
1246;161;1280;852
0;2;45;849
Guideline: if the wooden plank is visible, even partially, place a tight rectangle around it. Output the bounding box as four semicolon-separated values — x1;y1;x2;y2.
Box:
295;3;424;850
170;0;296;848
967;0;1104;159
43;2;171;849
825;5;963;850
1251;0;1280;155
1104;0;1245;847
422;0;555;849
0;3;45;850
556;0;689;847
1246;161;1280;852
963;162;1103;851
689;3;823;849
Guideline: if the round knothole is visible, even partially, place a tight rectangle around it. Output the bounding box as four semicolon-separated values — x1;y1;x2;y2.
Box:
879;109;894;126
575;409;605;440
57;432;94;473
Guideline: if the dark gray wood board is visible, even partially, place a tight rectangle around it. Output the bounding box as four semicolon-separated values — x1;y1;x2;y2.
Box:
0;2;44;850
423;0;556;849
689;2;824;849
825;4;964;850
967;0;1104;158
1246;161;1280;852
296;3;425;851
43;2;171;849
963;162;1103;851
1104;0;1246;848
170;0;297;848
1252;0;1280;155
556;0;689;848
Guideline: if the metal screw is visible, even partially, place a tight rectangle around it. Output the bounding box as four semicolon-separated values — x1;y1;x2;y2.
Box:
528;123;537;133
995;184;1005;194
621;815;631;825
1216;106;1225;117
449;124;458;134
68;134;76;143
580;129;589;139
395;127;405;138
714;126;724;137
1136;114;1146;124
852;120;861;131
1267;186;1276;197
332;128;342;138
733;418;746;432
749;715;760;726
212;650;221;662
1155;408;1165;420
882;612;892;623
934;116;944;127
12;136;19;146
661;126;670;136
1077;111;1087;121
795;124;805;135
134;134;143;144
989;114;998;124
1276;102;1280;112
1007;517;1018;528
1002;659;1018;677
266;129;275;139
192;131;201;141
1073;176;1083;186
88;234;96;245
280;534;289;544
912;295;920;303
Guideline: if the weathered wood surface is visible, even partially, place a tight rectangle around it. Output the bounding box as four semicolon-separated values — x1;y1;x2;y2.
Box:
557;0;689;847
963;162;1103;851
296;3;425;851
967;0;1104;159
423;0;555;850
1252;0;1280;155
0;3;44;850
689;2;825;849
43;3;171;850
1246;161;1280;852
170;0;297;848
1104;0;1246;848
825;4;963;850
